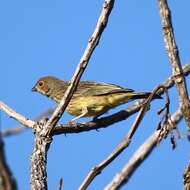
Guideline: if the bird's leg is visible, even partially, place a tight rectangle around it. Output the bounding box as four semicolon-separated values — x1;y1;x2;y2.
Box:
71;107;88;121
68;107;88;126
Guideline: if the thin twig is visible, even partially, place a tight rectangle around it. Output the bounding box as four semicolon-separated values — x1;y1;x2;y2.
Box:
78;85;168;190
0;101;35;129
0;108;54;137
58;178;63;190
105;107;183;190
0;127;25;137
158;0;190;139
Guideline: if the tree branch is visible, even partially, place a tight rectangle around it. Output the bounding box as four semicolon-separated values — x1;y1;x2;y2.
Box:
158;0;190;139
0;101;35;129
0;126;25;137
105;107;183;190
0;108;54;137
30;119;52;190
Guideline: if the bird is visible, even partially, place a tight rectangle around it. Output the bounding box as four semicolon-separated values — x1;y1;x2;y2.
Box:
32;76;162;121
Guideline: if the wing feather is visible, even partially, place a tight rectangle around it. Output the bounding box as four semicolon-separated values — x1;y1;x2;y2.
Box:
73;81;134;96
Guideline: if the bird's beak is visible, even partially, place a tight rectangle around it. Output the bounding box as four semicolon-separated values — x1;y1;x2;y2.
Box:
31;86;37;92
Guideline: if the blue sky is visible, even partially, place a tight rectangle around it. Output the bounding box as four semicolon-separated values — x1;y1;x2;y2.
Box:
0;1;190;189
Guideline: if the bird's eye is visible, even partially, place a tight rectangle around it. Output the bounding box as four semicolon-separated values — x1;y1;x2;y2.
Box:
38;81;44;87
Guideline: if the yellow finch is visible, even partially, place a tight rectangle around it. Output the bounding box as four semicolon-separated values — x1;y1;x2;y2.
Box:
32;76;161;121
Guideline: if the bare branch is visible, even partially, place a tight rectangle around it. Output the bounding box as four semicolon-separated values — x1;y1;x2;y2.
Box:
30;119;52;190
78;86;168;190
1;108;54;137
160;63;190;90
35;108;54;121
43;0;115;137
0;101;35;129
105;107;182;190
158;0;190;138
58;178;63;190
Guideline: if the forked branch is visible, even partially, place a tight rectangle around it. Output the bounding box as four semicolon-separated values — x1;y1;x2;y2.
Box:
158;0;190;138
105;107;183;190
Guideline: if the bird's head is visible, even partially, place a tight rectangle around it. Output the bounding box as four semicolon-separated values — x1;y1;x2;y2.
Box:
32;76;62;99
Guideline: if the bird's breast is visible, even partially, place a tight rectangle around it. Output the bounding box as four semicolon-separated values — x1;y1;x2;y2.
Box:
66;96;110;117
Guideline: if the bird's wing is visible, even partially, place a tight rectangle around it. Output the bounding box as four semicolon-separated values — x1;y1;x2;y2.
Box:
74;81;134;96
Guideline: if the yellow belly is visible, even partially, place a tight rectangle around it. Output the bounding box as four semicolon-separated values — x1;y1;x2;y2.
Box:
66;93;131;117
66;96;107;117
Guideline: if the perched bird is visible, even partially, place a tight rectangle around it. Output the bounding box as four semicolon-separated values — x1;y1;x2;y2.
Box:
32;76;162;121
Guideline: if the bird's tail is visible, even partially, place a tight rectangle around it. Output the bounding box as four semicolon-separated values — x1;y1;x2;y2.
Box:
130;92;162;100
